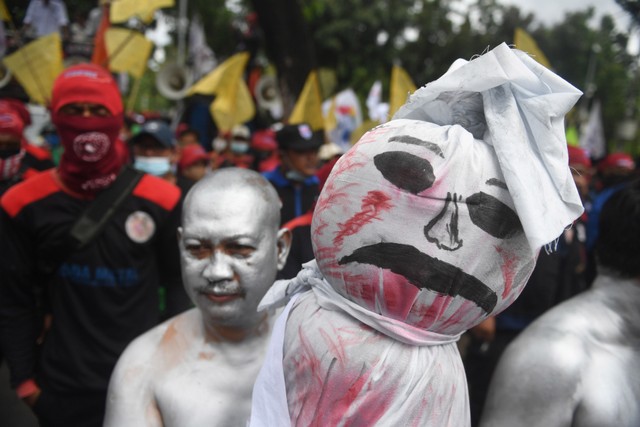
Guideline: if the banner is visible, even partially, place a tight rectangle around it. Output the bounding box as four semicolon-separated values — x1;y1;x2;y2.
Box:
289;70;324;131
322;88;362;151
389;65;416;119
105;28;154;78
3;32;63;105
514;28;551;69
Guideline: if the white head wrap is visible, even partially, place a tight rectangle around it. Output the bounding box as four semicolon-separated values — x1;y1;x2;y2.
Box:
395;42;583;252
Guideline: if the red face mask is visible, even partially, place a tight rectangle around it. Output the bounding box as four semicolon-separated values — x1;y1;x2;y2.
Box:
0;148;25;180
53;112;124;196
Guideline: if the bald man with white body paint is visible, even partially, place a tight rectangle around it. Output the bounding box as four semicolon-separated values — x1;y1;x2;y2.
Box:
480;181;640;427
104;168;291;427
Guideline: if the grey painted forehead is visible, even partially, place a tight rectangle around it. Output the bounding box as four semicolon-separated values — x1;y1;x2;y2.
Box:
183;167;281;224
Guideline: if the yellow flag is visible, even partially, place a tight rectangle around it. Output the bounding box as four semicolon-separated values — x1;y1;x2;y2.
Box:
0;0;11;22
289;71;324;131
3;33;63;105
210;78;255;133
514;28;551;69
188;52;250;96
187;52;254;132
110;0;174;23
389;65;416;119
105;28;153;78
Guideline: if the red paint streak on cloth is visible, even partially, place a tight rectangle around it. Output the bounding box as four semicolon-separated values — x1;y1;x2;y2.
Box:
380;269;419;321
414;294;454;330
310;363;392;427
496;245;517;299
334;190;393;247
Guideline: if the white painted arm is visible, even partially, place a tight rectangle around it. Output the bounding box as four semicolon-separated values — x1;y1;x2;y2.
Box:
104;336;164;427
479;328;586;427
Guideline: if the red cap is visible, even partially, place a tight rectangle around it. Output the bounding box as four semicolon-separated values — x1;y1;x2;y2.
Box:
175;122;189;138
1;99;31;126
0;102;25;139
598;152;635;173
251;128;277;151
179;145;210;170
567;145;591;168
50;63;123;115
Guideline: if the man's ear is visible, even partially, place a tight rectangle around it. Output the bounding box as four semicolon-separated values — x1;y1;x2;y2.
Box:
275;228;292;271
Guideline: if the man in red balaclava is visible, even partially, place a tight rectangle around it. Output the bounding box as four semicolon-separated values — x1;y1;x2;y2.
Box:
0;99;54;196
0;63;188;427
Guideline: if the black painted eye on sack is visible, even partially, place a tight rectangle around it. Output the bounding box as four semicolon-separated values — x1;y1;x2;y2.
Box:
466;192;523;239
374;151;435;194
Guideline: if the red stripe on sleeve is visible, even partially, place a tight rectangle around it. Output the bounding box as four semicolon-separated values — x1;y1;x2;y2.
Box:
283;211;313;231
132;174;181;211
1;170;60;218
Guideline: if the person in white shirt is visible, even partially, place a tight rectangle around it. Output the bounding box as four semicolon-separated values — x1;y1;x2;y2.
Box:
22;0;69;39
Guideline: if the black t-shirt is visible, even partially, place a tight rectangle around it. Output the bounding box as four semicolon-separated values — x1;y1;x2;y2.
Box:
0;170;185;393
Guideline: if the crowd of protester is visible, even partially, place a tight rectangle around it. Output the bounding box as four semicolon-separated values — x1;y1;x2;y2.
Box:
0;2;639;426
1;63;639;427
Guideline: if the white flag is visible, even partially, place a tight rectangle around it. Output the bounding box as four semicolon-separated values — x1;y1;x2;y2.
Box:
189;14;217;80
580;100;606;159
366;80;388;123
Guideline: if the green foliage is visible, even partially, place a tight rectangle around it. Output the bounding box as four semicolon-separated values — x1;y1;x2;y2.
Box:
616;0;640;27
185;0;239;58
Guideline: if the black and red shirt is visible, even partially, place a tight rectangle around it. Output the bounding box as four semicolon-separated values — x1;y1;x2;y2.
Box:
0;143;55;196
0;169;185;394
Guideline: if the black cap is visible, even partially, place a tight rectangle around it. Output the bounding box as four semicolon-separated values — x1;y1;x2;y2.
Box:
130;120;175;148
275;123;324;151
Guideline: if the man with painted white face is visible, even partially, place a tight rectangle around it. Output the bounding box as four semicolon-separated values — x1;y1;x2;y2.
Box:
104;168;291;427
480;180;640;427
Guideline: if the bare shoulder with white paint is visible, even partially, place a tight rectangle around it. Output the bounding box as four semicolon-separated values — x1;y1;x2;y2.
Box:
481;277;640;427
480;306;589;427
106;308;277;427
104;308;201;427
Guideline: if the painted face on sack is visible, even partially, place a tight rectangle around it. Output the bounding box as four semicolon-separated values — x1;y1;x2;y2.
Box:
311;119;535;335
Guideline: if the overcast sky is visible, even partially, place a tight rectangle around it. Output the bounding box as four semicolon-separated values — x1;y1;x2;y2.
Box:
500;0;629;26
499;0;638;52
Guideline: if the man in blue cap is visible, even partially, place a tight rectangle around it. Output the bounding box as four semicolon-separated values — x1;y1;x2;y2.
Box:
263;123;323;226
129;120;180;185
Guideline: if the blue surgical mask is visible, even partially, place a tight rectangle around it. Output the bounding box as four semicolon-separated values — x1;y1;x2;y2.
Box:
134;156;171;176
230;141;250;154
